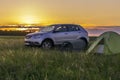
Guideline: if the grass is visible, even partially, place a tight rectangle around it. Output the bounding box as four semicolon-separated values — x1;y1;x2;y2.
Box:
0;36;120;80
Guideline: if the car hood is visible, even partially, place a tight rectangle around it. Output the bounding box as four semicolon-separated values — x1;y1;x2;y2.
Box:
26;31;49;36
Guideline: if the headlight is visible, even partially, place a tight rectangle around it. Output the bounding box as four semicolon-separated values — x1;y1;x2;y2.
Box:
25;35;32;39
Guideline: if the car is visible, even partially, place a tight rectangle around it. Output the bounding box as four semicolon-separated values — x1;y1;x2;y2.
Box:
25;24;89;50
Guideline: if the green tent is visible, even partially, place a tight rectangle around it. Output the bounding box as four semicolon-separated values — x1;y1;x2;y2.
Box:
86;31;120;55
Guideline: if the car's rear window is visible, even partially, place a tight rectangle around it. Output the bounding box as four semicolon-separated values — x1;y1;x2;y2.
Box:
67;25;80;31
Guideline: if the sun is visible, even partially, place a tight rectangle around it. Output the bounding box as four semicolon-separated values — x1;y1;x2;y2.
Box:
24;16;34;24
21;15;40;24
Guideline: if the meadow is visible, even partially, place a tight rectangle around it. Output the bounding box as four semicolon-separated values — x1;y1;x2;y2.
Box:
0;36;120;80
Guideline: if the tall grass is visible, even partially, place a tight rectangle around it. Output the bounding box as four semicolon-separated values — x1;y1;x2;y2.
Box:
0;36;120;80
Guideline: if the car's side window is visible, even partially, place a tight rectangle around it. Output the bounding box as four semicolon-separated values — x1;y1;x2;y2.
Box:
68;25;80;31
75;26;80;31
54;26;67;32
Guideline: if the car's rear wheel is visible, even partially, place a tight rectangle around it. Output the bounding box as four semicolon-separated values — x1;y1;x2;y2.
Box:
78;39;87;50
60;42;73;51
61;39;87;51
41;40;53;49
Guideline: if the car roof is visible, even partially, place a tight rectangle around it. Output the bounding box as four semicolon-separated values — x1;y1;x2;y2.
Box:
50;24;81;26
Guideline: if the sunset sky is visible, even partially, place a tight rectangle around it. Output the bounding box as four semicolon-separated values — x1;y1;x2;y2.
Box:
0;0;120;27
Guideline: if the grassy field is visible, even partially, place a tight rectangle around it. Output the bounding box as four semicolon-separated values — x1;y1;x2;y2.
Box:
0;36;120;80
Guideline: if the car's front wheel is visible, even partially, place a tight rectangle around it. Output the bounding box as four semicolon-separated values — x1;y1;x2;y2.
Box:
41;40;53;49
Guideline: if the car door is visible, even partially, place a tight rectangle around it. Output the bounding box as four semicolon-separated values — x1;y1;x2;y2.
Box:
67;25;82;40
52;25;69;44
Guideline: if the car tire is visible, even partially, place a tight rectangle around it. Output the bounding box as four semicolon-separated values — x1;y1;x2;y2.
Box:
41;40;53;49
78;39;87;51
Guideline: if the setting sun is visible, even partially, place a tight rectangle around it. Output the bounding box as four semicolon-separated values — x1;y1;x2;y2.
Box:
20;15;40;24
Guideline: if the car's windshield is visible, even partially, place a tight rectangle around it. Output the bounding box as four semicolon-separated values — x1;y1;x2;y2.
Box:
40;26;54;32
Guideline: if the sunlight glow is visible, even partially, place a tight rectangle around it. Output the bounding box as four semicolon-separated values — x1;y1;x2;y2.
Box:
21;15;40;24
16;28;28;31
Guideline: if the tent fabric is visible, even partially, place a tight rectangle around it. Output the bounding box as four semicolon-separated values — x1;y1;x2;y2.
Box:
86;31;120;55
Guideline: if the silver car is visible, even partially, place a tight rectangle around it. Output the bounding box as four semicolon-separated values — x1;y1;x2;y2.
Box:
25;24;89;49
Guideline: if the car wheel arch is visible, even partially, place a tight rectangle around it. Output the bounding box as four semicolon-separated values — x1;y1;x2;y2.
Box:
79;37;88;45
41;38;54;46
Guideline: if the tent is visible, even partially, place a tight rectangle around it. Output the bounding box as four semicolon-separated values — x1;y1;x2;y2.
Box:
86;31;120;55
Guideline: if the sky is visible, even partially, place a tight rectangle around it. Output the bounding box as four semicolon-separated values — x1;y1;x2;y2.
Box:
0;0;120;27
86;26;120;36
